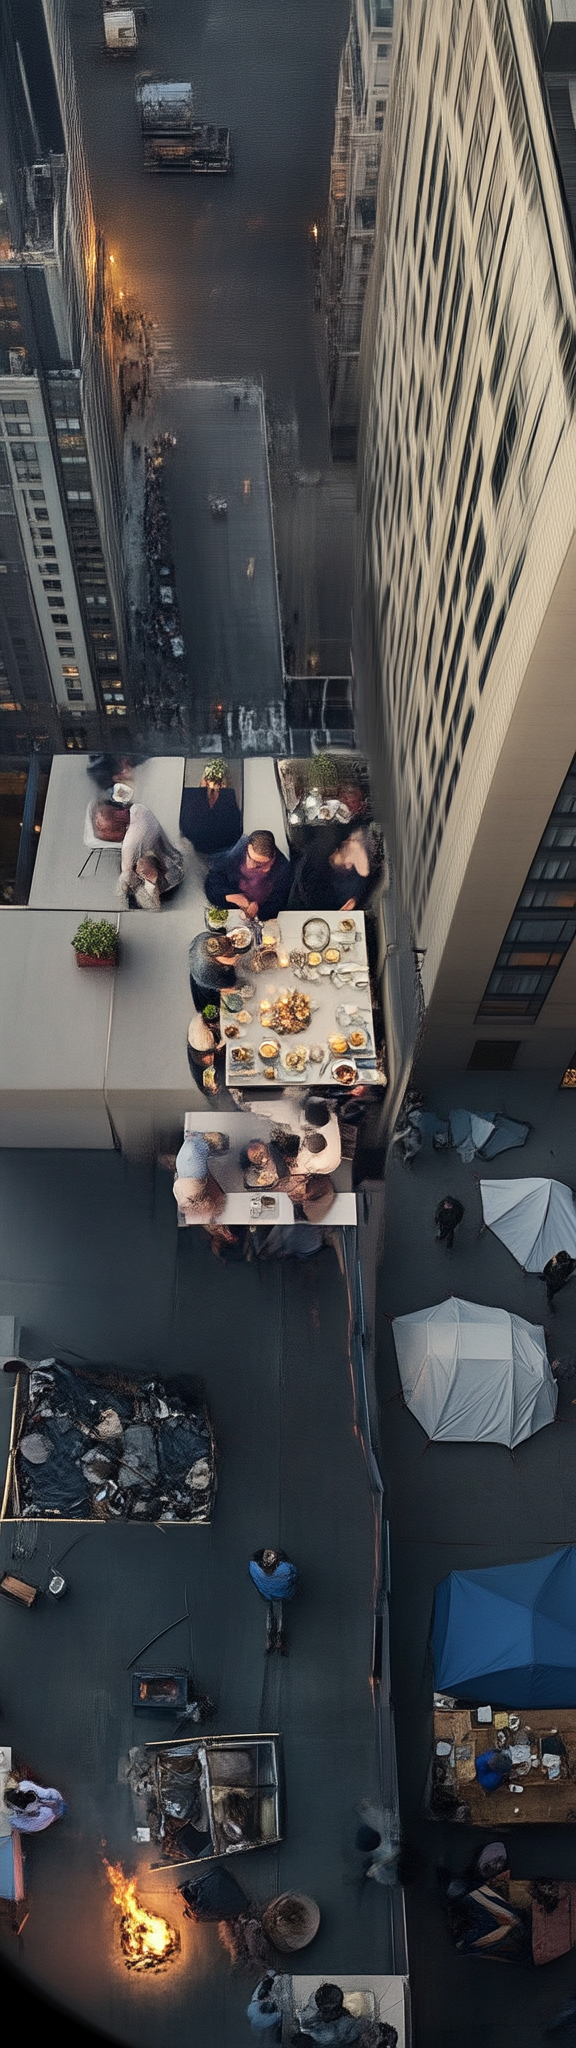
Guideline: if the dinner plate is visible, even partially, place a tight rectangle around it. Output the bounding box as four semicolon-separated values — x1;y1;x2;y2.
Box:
221;990;243;1013
282;1046;309;1074
331;1059;358;1085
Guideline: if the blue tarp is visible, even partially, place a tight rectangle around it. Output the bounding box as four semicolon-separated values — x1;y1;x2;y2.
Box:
0;1832;19;1900
432;1547;576;1706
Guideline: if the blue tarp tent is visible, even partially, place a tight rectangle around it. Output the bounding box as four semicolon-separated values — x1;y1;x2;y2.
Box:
432;1548;576;1706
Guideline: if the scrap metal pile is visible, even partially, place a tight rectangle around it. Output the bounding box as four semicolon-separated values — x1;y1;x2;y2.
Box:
9;1361;216;1522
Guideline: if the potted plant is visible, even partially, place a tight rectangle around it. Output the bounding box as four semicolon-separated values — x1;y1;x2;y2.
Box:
303;753;340;798
71;917;119;970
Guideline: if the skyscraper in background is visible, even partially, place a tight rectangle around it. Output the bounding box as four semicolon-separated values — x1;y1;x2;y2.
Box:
325;0;395;457
0;0;128;759
355;0;576;1076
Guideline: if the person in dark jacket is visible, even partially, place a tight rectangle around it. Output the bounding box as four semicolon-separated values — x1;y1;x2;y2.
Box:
435;1196;464;1250
288;827;375;913
180;763;242;856
543;1250;576;1312
205;831;291;920
189;932;240;1012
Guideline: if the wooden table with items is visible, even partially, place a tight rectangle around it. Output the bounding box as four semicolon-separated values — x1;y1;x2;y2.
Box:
430;1701;576;1824
218;908;385;1090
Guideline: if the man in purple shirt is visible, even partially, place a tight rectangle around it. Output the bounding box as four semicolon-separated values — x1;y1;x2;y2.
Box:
249;1546;299;1655
205;831;291;920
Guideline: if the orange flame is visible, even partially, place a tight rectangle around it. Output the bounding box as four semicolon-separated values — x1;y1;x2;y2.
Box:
104;1860;180;1971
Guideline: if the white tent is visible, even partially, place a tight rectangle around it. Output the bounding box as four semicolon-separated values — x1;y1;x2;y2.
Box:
392;1296;557;1447
480;1178;576;1271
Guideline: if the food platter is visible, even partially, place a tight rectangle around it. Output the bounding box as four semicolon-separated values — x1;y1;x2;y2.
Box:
260;989;311;1035
230;926;253;952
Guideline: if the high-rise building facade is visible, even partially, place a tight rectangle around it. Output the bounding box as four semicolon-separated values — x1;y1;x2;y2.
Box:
0;0;129;758
325;1;395;456
355;0;576;1073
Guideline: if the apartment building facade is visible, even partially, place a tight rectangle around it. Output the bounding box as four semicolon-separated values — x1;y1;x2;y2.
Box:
0;0;129;759
355;0;576;1074
324;0;395;456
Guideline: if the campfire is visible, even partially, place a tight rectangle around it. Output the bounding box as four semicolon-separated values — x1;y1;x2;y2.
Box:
105;1860;181;1971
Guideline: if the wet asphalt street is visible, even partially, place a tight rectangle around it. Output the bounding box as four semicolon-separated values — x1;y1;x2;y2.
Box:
65;0;355;675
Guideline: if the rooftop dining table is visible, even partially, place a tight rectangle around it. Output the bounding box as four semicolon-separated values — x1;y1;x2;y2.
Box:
219;908;385;1090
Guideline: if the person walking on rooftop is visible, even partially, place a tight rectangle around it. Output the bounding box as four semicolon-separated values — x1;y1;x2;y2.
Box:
435;1196;464;1250
249;1547;298;1655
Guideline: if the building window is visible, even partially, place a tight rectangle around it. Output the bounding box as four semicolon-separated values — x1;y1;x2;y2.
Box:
434;205;456;350
474;581;494;648
440;244;465;392
465;62;495;219
426;124;442;227
433;148;451;267
465;523;486;612
477;142;505;284
476;759;576;1020
456;3;480;132
469;1039;520;1070
374;100;385;131
461;703;474;752
492;385;520;503
440;290;474;484
490;315;507;401
478;604;506;691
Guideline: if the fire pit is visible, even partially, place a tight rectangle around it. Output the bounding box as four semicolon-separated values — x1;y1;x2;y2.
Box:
105;1860;181;1971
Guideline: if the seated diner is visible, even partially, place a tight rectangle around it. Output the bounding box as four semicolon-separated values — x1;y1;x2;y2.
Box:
205;830;291;921
289;825;377;913
117;803;185;908
173;1134;226;1223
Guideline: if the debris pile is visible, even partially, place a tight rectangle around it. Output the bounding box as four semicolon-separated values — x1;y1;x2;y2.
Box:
11;1361;216;1522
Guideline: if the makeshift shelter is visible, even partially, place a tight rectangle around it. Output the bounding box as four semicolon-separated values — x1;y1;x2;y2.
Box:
433;1548;576;1706
480;1178;576;1271
392;1297;557;1448
449;1110;529;1163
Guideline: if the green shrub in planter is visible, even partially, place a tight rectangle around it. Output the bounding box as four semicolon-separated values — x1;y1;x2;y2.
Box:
71;917;119;964
303;754;339;796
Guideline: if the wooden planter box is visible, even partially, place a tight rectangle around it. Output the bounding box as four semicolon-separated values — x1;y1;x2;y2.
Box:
74;952;118;970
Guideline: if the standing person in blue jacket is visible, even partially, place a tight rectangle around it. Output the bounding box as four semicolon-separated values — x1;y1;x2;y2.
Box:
249;1546;298;1655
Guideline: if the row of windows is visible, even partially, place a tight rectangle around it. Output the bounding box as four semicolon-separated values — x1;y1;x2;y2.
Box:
478;763;576;1021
